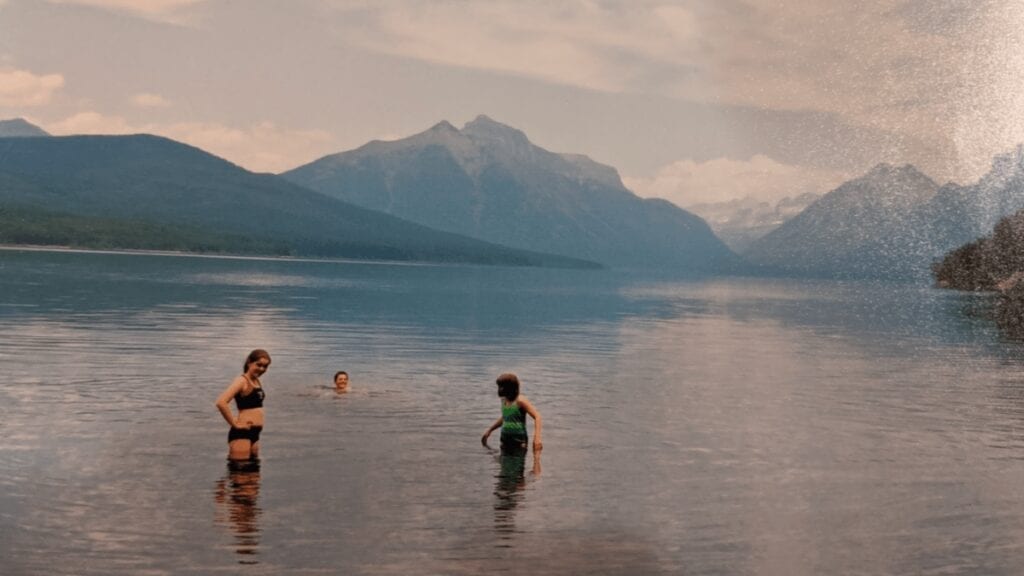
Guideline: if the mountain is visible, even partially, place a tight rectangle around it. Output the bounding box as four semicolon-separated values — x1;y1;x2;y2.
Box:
744;164;941;279
917;145;1024;251
0;134;598;268
282;115;742;272
686;192;820;253
745;148;1024;280
0;118;49;137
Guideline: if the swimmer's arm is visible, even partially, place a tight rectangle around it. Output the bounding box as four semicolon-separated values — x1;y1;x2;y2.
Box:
518;396;543;451
214;376;248;429
481;416;503;446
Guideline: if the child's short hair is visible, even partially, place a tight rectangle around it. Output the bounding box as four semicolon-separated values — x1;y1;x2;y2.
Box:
334;371;348;380
496;372;520;401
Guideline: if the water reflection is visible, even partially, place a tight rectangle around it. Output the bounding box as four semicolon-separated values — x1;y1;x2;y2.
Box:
994;291;1024;341
0;249;678;340
213;460;262;564
12;249;1024;574
492;446;541;543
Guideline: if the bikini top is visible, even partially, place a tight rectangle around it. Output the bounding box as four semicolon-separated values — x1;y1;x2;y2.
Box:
235;379;265;410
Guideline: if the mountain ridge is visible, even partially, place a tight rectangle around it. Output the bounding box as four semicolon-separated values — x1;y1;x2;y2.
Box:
686;192;821;253
744;152;1024;280
283;116;742;272
743;163;941;278
0;118;50;137
0;133;599;268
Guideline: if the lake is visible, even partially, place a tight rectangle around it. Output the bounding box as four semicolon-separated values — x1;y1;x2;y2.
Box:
2;248;1024;575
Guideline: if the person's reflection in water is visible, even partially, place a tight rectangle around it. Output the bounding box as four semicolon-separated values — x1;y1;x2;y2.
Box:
492;444;541;543
214;459;263;564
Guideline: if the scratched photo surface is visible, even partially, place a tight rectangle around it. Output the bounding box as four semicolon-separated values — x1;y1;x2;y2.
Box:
4;2;1024;575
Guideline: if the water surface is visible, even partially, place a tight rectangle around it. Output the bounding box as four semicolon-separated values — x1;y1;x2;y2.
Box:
2;249;1024;575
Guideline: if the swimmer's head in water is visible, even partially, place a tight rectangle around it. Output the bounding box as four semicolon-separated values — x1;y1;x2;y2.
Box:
334;371;349;390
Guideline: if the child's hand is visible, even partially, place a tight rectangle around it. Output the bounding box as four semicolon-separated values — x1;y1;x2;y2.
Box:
481;432;491;446
533;439;543;452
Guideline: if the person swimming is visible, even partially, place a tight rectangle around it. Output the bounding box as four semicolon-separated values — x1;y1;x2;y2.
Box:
333;370;349;392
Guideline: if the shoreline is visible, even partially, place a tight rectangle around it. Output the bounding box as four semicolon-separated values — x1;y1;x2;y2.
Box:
0;243;449;268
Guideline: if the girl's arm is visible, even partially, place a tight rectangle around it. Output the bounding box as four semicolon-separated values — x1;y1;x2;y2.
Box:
518;396;543;451
481;416;503;446
214;376;248;429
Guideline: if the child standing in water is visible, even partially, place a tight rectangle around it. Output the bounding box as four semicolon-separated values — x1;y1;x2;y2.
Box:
215;349;271;461
481;373;543;452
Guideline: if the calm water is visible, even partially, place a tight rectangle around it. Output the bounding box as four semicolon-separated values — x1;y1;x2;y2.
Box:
3;248;1024;575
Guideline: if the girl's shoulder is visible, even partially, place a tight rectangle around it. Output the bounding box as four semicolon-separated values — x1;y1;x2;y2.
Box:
232;374;252;391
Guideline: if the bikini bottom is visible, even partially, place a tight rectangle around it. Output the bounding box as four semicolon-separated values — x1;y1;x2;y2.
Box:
227;425;263;444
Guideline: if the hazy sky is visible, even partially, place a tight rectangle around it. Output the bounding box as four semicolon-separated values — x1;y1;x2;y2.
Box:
3;0;1024;208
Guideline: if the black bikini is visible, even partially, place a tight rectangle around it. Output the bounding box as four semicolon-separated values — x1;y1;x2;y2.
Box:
234;386;264;410
228;380;264;443
228;425;262;443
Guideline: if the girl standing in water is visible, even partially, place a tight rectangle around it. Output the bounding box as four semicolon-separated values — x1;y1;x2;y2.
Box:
215;349;271;461
481;373;543;453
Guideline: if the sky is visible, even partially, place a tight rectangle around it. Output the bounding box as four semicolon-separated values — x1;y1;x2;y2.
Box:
2;0;1024;209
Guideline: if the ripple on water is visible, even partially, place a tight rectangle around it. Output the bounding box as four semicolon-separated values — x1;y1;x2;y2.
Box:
5;255;1024;574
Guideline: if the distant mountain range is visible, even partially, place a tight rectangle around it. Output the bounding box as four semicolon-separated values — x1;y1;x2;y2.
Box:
744;164;939;278
283;115;743;272
9;112;1024;281
0;118;49;137
918;145;1024;250
685;193;820;253
0;131;597;268
743;150;1024;280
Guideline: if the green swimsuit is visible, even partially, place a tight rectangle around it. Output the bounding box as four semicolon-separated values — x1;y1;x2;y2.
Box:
500;400;528;448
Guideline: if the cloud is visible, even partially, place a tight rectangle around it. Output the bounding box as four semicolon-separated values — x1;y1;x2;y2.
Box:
47;112;336;173
159;121;336;173
329;0;1023;182
0;67;64;106
329;1;942;112
623;155;849;207
47;111;137;134
130;92;171;108
46;0;205;24
331;1;703;94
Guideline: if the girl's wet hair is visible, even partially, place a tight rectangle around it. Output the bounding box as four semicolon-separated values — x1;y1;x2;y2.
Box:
244;349;271;372
496;372;520;401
